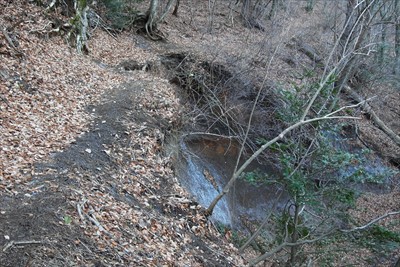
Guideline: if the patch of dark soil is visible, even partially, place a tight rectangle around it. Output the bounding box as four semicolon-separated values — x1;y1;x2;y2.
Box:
0;81;175;266
190;235;233;267
51;86;136;172
117;59;151;71
0;192;104;267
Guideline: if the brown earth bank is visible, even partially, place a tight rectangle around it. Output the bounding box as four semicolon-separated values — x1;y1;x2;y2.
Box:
1;0;400;266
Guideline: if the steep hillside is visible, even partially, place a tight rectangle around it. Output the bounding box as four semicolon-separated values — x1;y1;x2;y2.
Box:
1;0;399;266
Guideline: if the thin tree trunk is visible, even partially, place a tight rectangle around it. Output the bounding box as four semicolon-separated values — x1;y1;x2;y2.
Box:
74;0;89;54
146;0;159;36
395;0;400;74
339;0;357;56
329;0;374;113
378;23;387;65
289;204;300;266
158;0;176;23
172;0;180;16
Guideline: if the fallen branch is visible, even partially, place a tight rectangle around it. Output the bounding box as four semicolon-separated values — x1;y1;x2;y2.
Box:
2;240;43;252
1;25;24;57
1;26;17;50
76;202;86;225
85;212;113;238
76;198;113;238
343;85;400;147
181;132;240;141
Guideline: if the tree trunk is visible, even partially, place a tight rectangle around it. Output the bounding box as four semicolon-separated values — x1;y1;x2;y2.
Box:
72;0;89;54
145;0;177;38
378;23;387;65
306;0;314;12
395;0;400;74
172;0;180;16
289;204;300;266
146;0;159;36
339;0;357;56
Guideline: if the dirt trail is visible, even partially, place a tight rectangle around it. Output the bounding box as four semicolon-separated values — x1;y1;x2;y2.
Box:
0;83;141;266
0;78;242;266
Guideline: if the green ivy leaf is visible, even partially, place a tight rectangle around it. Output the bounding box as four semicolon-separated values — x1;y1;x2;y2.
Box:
64;215;72;225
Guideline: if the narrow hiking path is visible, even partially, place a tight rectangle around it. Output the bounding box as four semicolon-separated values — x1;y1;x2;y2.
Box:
0;2;244;263
0;75;244;266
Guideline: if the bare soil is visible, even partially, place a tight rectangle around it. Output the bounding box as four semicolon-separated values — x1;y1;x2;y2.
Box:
1;81;242;266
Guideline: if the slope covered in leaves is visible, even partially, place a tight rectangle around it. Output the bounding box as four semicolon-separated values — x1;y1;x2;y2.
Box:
0;1;244;266
1;0;400;266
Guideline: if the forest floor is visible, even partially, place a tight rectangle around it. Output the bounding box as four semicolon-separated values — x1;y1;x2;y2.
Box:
0;0;400;266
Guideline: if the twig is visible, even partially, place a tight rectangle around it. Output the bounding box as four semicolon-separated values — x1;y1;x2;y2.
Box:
76;203;86;225
182;132;240;140
343;85;400;147
1;25;24;57
239;189;283;253
78;238;93;253
28;22;53;34
1;26;17;50
250;210;400;266
85;213;113;238
3;240;43;252
340;210;400;233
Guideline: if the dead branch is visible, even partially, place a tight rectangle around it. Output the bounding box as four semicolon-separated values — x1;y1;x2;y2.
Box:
340;210;400;233
1;26;17;50
85;212;113;238
1;25;24;57
76;202;86;225
182;132;240;141
2;240;43;252
343;85;400;147
291;38;323;64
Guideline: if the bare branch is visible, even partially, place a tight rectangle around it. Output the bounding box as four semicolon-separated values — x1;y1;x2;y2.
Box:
250;210;400;266
343;85;400;146
239;190;283;253
341;211;400;233
3;240;43;252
